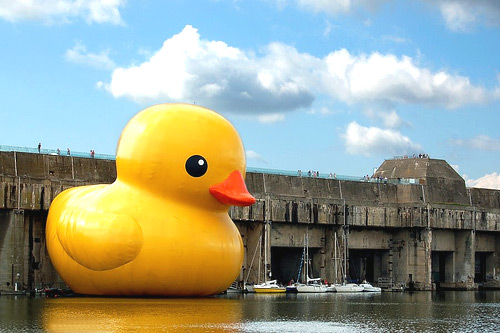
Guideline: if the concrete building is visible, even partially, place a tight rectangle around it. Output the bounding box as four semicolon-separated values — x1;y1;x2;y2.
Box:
0;151;499;292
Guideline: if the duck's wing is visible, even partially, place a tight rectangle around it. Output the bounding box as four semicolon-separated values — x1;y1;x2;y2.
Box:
50;185;144;271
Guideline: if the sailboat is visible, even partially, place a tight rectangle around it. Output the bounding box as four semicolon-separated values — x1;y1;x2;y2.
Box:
243;235;262;293
333;283;364;293
328;232;363;293
294;234;327;293
251;230;285;293
253;280;286;293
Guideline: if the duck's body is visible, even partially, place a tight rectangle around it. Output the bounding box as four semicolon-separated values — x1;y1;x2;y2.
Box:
46;104;255;296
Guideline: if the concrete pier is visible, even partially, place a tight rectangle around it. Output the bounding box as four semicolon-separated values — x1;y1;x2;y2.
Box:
0;151;498;292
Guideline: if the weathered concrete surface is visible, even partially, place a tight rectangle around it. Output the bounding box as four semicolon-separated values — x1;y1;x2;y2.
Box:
374;157;470;205
233;159;499;290
0;151;499;292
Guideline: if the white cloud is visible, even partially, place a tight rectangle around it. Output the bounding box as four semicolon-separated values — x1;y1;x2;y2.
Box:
435;0;500;32
382;110;403;128
108;25;314;113
324;49;487;108
363;109;404;128
438;1;476;32
342;121;422;157
246;150;268;164
451;135;500;151
0;0;125;25
65;42;116;70
105;25;494;114
257;113;285;124
465;172;500;190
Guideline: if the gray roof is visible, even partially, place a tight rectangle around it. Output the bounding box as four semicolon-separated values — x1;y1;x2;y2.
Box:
373;158;463;181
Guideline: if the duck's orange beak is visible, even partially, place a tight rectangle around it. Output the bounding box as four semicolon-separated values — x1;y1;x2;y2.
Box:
209;170;256;206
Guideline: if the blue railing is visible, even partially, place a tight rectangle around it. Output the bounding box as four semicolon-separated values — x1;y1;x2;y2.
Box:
247;166;365;181
0;145;115;160
0;144;418;185
248;166;418;184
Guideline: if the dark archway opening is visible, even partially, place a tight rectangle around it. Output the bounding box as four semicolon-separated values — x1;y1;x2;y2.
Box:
270;247;308;285
475;252;488;283
349;249;378;283
431;251;453;288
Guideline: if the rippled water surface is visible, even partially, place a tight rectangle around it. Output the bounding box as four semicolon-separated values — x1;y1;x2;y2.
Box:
1;291;499;332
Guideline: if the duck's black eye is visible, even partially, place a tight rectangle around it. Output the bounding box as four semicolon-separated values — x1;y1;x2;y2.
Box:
185;155;208;177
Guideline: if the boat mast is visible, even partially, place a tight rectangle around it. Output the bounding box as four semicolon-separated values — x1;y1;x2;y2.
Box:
297;242;305;283
334;232;338;284
343;199;347;285
306;230;310;282
257;231;262;284
244;235;262;286
343;227;347;285
264;223;267;281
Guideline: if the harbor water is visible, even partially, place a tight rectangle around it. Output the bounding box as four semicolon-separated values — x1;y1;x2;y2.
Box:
1;291;499;332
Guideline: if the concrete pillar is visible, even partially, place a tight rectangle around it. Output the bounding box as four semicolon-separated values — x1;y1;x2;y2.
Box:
391;228;433;290
485;252;496;281
264;221;272;281
0;209;25;291
421;228;433;290
445;252;455;283
391;230;407;288
486;235;500;287
324;226;340;284
495;234;500;281
235;220;264;286
13;210;25;291
373;251;384;282
454;230;475;289
0;210;11;291
319;233;327;282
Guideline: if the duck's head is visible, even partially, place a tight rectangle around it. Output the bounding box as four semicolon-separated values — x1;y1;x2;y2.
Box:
116;103;255;210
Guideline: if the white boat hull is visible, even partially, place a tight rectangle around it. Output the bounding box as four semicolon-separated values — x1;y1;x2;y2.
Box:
332;283;364;293
359;283;382;292
252;280;286;293
295;284;328;293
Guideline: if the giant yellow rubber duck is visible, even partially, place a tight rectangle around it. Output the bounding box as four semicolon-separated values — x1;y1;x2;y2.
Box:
46;103;256;296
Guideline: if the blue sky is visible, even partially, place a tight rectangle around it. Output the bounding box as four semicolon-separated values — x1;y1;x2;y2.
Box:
1;0;500;188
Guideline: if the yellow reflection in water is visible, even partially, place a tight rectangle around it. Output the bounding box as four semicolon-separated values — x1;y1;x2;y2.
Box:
42;297;242;332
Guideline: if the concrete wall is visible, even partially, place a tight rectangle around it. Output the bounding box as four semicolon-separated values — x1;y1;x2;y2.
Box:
389;229;432;290
0;209;65;292
348;229;392;250
0;209;24;291
1;151;499;292
454;231;475;288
